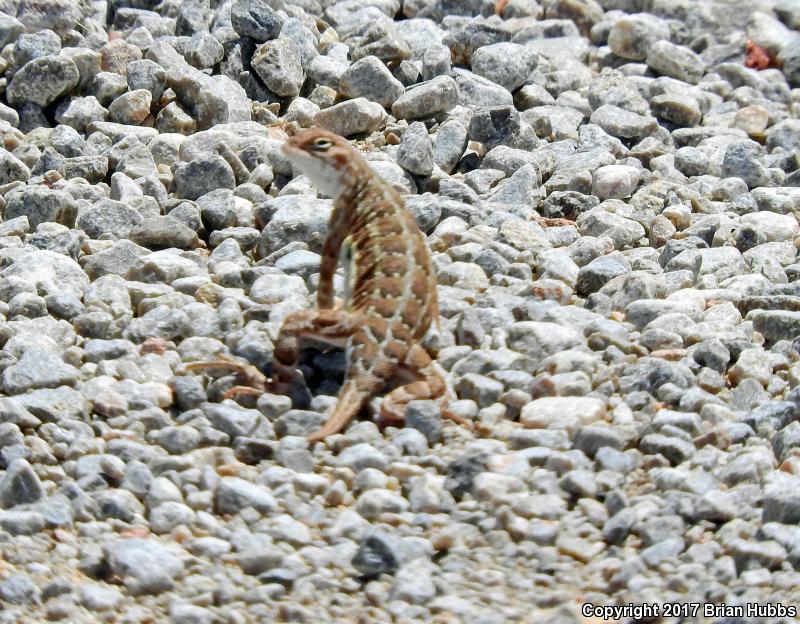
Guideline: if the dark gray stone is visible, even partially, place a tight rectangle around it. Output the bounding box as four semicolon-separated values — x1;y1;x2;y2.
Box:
397;122;434;175
173;156;236;201
405;400;443;445
6;55;79;107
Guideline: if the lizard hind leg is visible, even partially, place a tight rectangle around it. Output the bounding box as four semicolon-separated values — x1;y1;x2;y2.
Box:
307;376;381;443
306;328;392;443
380;344;472;430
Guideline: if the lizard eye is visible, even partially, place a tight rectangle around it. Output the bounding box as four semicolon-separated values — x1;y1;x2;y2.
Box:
311;137;333;151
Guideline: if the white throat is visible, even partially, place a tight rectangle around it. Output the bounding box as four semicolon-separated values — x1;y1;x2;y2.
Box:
285;150;345;200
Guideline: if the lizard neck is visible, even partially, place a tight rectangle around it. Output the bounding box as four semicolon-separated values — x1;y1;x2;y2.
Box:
334;172;387;227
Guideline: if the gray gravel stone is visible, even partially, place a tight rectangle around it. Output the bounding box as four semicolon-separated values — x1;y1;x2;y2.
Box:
721;141;772;190
650;93;701;127
79;584;123;612
252;38;305;97
452;68;513;107
646;40;706;84
215;477;278;514
339;55;405;107
2;346;80;394
338;443;389;472
314;98;388;137
169;604;218;624
397;121;435;175
4;187;76;230
174;156;236;201
607;13;670;61
307;44;351;89
6;55;80;107
589;104;658;140
392;558;436;604
230;0;283;42
0;573;39;604
422;43;451;80
108;89;152;125
405;400;443;445
0;458;43;507
77;199;144;240
352;530;403;576
391;75;459;120
471;42;538;92
127;59;167;102
105;538;184;595
592;165;640;199
433;119;468;174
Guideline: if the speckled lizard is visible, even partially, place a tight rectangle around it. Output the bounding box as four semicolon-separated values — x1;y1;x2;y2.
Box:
188;128;469;443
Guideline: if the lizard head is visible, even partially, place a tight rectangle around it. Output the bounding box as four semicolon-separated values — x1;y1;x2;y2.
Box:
281;128;361;200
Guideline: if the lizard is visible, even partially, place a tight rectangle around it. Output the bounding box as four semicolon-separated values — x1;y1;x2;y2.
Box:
187;127;470;443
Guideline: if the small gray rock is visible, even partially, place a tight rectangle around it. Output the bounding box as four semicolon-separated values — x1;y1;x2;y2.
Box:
2;346;80;394
422;44;451;81
0;149;30;185
352;530;402;576
589;104;658;140
721;142;772;190
433;119;468;174
252;38;305;97
173;156;236;201
313;98;388;137
108;89;152;125
337;443;389;472
405;400;443;445
127;59;167;102
4;187;76;229
607;14;670;61
452;68;513;107
391;75;459;120
471;42;537;92
230;0;283;42
646;40;706;84
215;477;278;514
79;584;123;612
592;165;640;199
639;433;695;465
129;216;201;250
391;558;436;604
6;55;79;107
397;122;434;175
0;573;39;604
105;538;184;595
339;55;405;107
76;199;144;240
184;32;224;70
0;458;43;507
169;604;218;624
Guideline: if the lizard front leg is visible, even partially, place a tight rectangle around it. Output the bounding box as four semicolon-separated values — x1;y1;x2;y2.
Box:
317;206;348;310
183;359;268;399
188;309;356;402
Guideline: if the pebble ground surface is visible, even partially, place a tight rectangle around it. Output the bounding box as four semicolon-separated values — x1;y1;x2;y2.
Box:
0;0;798;622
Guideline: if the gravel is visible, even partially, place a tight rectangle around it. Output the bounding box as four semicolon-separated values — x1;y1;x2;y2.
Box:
0;0;796;622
